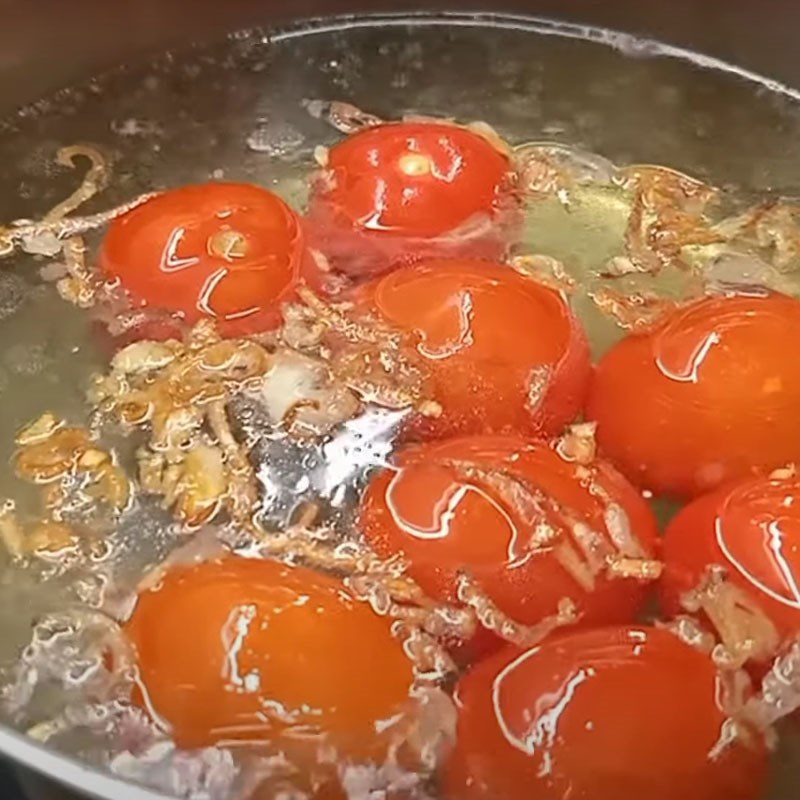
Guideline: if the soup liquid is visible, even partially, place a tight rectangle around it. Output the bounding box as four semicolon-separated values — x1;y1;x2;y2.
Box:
0;15;798;798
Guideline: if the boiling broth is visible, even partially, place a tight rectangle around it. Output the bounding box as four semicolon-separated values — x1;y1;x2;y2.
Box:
0;14;798;799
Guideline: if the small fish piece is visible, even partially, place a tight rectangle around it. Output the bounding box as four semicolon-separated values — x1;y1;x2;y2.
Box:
588;287;677;332
0;193;158;259
681;566;780;670
556;421;598;465
302;99;384;134
611;165;724;276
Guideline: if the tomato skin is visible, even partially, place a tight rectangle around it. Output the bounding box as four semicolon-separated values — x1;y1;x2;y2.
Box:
660;474;800;644
99;183;322;337
307;122;519;276
125;557;413;758
359;436;659;655
349;259;591;439
443;626;768;800
587;291;800;498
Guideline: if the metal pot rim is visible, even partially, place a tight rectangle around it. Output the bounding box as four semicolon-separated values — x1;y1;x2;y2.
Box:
0;724;170;800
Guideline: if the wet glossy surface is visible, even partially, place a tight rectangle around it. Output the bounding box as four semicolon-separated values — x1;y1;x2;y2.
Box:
360;436;658;631
126;557;413;754
99;183;310;336
588;292;800;497
662;476;800;639
317;122;513;237
351;259;590;438
444;626;768;800
307;121;519;276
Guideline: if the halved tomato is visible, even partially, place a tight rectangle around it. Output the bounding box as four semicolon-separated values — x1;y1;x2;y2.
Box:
99;182;322;337
347;258;590;439
587;291;800;497
661;472;800;646
126;557;413;756
307;122;518;276
444;626;768;800
360;435;659;658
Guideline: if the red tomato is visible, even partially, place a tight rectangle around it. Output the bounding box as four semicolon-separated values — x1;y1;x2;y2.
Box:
348;259;590;439
125;557;413;760
443;626;768;800
99;183;322;337
587;291;800;498
359;436;659;656
307;122;518;276
661;473;800;644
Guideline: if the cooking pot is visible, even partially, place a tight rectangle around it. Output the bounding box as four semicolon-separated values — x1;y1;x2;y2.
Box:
0;1;797;798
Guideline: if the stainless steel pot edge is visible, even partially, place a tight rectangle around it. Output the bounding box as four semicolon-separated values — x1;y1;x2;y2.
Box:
2;9;797;799
261;10;800;99
0;724;171;800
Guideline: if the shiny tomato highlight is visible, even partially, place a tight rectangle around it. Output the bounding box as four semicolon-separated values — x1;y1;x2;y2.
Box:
125;557;414;759
308;122;518;275
99;182;321;337
349;259;590;439
443;626;768;800
587;291;800;498
661;473;800;644
360;436;659;651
